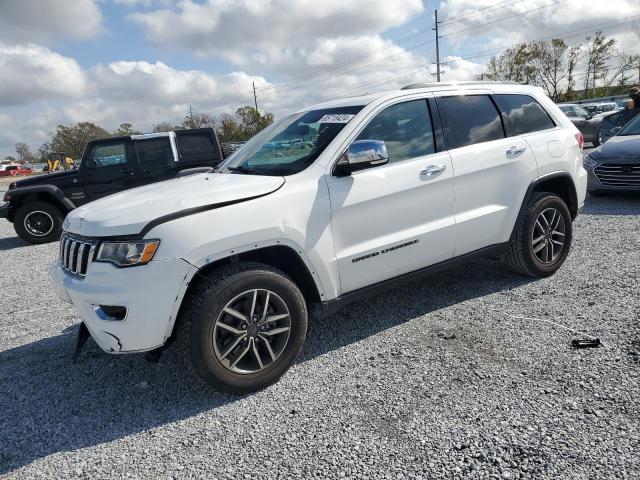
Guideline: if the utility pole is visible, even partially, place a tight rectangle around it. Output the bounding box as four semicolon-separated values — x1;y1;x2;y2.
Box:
434;10;441;82
252;81;259;112
189;104;193;122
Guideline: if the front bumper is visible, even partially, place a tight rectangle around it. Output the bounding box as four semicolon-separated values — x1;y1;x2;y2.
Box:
0;203;11;219
50;257;197;353
586;165;640;191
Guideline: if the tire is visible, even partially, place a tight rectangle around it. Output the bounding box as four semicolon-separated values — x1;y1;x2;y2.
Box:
178;262;308;394
13;201;64;244
504;192;573;278
591;135;600;148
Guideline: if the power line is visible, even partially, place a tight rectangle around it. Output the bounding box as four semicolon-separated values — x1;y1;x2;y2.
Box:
255;0;532;94
440;0;568;38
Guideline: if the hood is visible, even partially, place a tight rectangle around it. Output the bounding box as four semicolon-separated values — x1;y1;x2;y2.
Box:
590;134;640;162
14;169;79;188
65;173;285;237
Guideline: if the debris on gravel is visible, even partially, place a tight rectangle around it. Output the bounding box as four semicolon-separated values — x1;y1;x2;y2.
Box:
1;194;639;479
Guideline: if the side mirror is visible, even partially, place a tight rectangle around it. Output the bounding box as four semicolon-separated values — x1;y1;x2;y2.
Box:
610;126;622;136
334;140;389;176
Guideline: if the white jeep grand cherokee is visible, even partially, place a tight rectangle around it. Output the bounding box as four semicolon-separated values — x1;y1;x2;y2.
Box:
51;82;587;393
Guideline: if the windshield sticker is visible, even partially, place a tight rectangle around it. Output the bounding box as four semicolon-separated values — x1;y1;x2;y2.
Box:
317;114;355;124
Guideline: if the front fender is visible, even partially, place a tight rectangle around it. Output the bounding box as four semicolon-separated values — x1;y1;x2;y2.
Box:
6;184;75;211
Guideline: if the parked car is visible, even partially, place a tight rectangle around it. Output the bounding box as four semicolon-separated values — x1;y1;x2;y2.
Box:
0;165;32;176
51;82;586;393
1;128;223;244
581;102;619;116
558;103;606;146
584;112;640;194
596;108;640;145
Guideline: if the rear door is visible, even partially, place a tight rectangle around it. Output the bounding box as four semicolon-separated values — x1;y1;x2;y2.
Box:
174;128;222;169
82;139;138;202
434;93;538;256
327;97;456;294
134;136;176;186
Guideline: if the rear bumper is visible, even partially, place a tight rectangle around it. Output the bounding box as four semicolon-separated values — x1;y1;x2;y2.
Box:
49;258;198;353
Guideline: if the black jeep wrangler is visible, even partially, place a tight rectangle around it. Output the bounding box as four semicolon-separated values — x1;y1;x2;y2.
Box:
1;128;223;244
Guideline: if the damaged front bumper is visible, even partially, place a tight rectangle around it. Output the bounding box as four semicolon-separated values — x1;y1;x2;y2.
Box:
50;257;197;353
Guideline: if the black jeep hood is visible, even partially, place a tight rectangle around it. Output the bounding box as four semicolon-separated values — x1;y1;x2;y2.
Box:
13;170;79;188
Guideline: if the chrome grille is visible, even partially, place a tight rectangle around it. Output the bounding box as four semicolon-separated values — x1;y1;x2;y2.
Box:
59;234;95;277
594;163;640;187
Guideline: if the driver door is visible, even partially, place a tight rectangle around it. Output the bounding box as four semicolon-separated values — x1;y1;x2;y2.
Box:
82;139;138;202
326;98;456;294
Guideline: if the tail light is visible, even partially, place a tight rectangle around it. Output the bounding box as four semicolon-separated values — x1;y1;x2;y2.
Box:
575;132;584;150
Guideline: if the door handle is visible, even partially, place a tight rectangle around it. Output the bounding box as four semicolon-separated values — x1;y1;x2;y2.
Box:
420;164;447;177
506;146;526;157
120;167;135;176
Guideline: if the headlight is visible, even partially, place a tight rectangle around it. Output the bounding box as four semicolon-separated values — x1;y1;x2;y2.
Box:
583;154;598;168
96;239;160;267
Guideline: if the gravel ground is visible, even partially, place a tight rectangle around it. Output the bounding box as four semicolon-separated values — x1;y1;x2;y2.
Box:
1;193;639;479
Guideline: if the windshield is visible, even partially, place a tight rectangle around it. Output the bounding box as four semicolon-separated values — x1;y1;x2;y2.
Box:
220;106;363;176
618;114;640;136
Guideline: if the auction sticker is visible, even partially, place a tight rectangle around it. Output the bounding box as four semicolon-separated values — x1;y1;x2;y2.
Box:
317;114;355;124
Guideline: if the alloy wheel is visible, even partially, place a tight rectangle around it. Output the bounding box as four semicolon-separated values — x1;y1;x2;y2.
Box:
531;207;566;264
212;289;291;374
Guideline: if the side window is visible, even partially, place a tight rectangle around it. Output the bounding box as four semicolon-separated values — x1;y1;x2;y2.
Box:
493;94;555;136
135;137;173;165
436;95;504;149
355;100;435;163
89;143;127;167
176;133;219;159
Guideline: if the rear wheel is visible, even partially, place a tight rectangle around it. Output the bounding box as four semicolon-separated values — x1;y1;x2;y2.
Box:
179;262;307;393
504;192;572;277
13;201;64;244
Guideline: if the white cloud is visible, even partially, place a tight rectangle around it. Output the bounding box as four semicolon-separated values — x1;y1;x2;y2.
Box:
129;0;424;61
0;0;103;43
0;44;87;106
438;0;640;50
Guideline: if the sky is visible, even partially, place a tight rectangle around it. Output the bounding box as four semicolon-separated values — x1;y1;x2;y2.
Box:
0;0;639;159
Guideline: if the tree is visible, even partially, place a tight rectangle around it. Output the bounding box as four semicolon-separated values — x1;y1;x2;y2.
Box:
182;112;216;129
38;142;53;162
15;142;33;163
152;121;174;133
113;123;142;136
235;106;274;139
565;44;583;101
51;122;110;159
582;32;616;96
3;155;17;163
217;113;242;143
531;39;569;102
485;43;537;84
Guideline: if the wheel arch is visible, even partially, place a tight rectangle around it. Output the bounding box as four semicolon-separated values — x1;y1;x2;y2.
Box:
528;172;578;220
8;185;75;214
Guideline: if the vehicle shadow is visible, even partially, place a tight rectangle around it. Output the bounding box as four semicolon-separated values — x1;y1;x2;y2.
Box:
0;236;30;251
0;258;532;474
583;192;640;216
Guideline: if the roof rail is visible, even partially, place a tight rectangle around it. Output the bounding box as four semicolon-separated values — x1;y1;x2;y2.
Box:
401;80;520;90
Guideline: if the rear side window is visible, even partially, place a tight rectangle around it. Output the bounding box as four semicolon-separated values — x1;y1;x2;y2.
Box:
493;94;555;136
135;137;173;165
177;133;218;159
436;95;504;149
356;100;435;163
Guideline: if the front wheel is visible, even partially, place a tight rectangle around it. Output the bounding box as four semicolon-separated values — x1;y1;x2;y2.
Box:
504;192;573;277
179;262;308;393
13;201;64;244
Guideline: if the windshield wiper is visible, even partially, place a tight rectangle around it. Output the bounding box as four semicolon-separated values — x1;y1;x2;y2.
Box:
227;165;259;174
